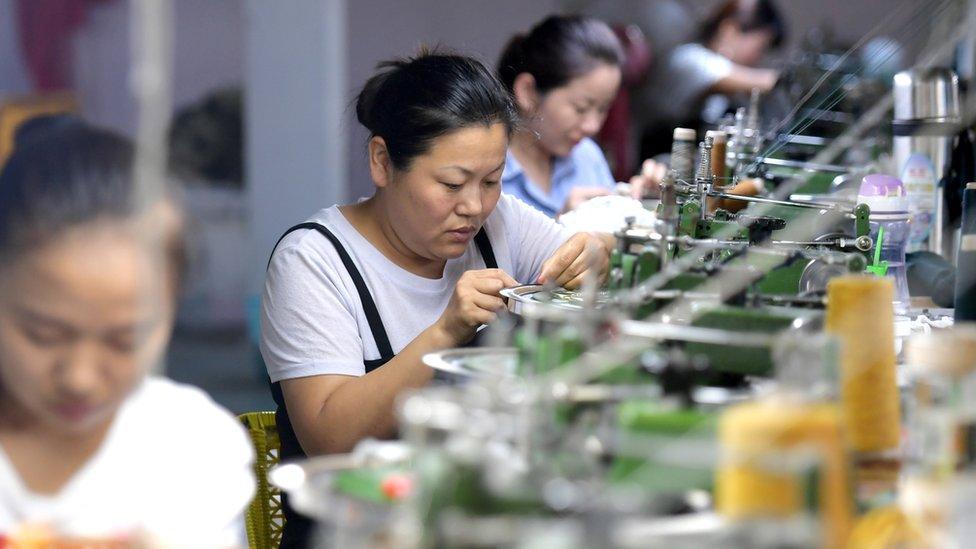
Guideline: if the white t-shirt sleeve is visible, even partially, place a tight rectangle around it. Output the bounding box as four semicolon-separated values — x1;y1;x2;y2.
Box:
667;43;734;118
498;194;574;284
261;241;367;382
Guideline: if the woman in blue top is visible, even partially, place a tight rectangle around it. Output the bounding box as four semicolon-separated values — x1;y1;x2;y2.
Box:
497;15;625;218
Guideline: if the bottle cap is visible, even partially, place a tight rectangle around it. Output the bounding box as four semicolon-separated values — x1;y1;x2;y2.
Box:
705;130;727;143
857;174;909;214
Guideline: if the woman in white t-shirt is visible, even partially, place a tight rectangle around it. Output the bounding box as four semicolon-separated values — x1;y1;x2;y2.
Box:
0;118;254;545
261;51;614;547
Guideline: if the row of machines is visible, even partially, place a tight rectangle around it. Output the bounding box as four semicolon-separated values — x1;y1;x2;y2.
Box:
267;56;976;548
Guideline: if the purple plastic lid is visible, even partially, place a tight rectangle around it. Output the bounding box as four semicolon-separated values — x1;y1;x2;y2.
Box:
859;174;905;197
858;174;908;213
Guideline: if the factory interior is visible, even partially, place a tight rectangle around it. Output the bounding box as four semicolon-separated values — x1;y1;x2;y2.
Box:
2;0;976;546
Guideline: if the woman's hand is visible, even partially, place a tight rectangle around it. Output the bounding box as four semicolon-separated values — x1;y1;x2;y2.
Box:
433;268;518;346
561;186;612;214
537;232;614;289
628;159;668;199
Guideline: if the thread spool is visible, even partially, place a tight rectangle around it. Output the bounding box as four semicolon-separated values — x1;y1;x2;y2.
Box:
847;505;927;548
955;182;976;322
709;178;765;213
716;399;853;547
905;324;976;472
906;324;976;379
670;127;696;183
706;130;727;184
825;276;901;454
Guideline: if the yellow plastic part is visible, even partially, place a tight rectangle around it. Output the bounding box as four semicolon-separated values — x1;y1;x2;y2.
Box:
239;411;285;549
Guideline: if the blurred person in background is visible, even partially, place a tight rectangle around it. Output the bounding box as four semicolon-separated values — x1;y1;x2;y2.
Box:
0;117;253;545
498;15;638;216
640;0;785;159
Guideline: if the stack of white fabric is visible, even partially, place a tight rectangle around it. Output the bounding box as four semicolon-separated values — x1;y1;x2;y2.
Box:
559;195;657;234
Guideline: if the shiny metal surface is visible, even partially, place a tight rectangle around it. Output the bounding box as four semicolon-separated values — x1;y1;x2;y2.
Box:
893;68;960;256
421;347;518;380
893;68;960;121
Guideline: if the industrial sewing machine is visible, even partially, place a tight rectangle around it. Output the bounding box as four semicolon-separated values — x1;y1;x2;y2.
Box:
267;6;976;545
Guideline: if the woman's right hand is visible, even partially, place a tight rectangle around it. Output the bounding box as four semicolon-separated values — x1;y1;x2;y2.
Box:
629;158;668;199
433;268;518;346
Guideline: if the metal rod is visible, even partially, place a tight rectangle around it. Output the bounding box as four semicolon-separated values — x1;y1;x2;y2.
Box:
776;134;829;147
705;191;849;212
619;320;775;347
619;230;869;251
735;155;852;173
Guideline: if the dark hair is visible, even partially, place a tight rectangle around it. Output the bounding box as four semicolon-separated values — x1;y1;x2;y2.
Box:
355;50;517;171
497;15;624;95
169;87;243;187
700;0;786;49
0;117;186;284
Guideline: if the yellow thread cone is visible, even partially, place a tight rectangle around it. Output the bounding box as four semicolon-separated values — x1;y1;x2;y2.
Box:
716;400;853;548
826;276;901;454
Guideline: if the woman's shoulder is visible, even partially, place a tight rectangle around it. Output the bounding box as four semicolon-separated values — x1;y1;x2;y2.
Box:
104;379;254;543
118;378;252;460
266;205;360;276
271;206;342;256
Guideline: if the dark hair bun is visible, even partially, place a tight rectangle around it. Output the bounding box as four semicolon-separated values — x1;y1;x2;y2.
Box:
0;117;185;279
353;50;517;170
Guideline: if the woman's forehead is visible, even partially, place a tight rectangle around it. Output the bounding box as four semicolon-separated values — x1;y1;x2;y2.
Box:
0;225;170;313
417;124;508;167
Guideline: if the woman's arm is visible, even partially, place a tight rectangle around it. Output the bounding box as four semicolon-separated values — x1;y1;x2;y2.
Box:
710;64;778;95
279;324;449;455
280;268;518;455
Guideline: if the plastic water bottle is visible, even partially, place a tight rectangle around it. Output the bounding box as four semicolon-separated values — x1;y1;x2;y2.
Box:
857;174;911;314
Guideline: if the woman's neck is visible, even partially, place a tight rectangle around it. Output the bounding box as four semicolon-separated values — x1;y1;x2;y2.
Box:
341;197;447;279
510;129;554;193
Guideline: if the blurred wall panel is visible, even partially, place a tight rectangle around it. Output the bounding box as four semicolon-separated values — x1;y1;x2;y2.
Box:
0;0;32;95
72;0;243;135
245;0;347;294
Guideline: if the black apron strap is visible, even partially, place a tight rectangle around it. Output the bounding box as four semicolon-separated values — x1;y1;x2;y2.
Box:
266;221;497;549
474;226;497;269
269;222;395;360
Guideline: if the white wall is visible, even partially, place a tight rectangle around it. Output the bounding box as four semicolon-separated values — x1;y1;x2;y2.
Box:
72;0;244;135
244;0;348;292
0;0;31;95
